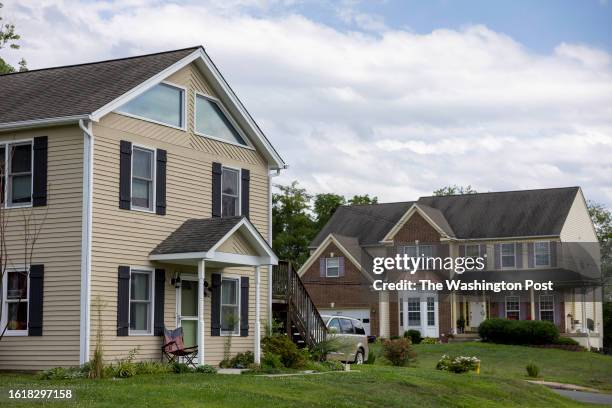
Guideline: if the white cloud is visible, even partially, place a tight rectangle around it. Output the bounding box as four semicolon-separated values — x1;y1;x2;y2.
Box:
3;0;612;206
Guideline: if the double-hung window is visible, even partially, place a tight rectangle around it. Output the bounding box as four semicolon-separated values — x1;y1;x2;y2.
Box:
505;296;520;320
407;298;421;326
221;167;240;217
129;270;153;334
501;243;516;268
0;142;33;207
221;277;240;335
325;257;339;277
539;295;554;322
465;244;480;260
399;297;404;327
427;297;435;326
534;242;550;266
2;270;29;334
131;146;155;211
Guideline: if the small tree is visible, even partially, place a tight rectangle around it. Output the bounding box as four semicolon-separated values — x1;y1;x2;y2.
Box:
0;2;27;74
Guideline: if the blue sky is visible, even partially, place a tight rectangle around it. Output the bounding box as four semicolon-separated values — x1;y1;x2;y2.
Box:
3;0;612;206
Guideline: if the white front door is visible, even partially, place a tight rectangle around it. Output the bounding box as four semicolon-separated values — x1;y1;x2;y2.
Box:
177;276;199;348
469;301;486;328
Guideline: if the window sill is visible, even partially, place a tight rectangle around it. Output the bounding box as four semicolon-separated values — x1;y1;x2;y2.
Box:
128;332;154;336
2;330;28;336
220;332;241;337
4;203;33;209
130;206;156;214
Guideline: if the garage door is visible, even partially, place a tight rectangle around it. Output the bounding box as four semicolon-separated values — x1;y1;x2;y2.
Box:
319;308;371;336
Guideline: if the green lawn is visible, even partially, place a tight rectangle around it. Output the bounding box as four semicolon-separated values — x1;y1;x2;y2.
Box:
410;342;612;391
0;365;592;408
0;343;610;407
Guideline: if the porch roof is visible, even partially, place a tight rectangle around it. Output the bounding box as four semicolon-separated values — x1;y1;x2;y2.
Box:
149;216;277;267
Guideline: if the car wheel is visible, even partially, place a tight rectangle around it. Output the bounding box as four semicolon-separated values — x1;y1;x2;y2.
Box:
354;350;364;365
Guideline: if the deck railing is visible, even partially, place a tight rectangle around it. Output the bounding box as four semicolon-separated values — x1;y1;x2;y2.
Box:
272;260;327;346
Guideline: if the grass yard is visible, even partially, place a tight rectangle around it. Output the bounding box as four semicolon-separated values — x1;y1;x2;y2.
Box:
0;365;593;408
0;343;609;407
410;342;612;391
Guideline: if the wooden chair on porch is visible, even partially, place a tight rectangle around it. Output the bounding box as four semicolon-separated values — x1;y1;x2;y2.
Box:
162;327;198;368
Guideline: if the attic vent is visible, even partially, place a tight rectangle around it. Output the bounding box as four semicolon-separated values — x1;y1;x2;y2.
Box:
330;252;335;257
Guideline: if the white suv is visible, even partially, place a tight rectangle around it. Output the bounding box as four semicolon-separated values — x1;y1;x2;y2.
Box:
322;315;369;364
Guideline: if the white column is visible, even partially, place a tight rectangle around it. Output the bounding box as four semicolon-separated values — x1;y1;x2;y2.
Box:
198;260;205;365
379;291;390;338
267;265;272;333
530;288;536;320
254;265;261;364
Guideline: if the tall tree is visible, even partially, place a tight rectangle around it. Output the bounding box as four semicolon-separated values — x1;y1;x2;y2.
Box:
272;181;315;268
0;2;27;74
348;194;378;205
433;185;477;196
313;193;345;230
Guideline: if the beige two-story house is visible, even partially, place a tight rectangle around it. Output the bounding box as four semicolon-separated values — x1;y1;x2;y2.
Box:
0;46;285;370
299;187;604;348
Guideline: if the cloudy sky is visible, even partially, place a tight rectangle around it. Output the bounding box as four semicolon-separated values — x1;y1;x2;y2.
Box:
3;0;612;206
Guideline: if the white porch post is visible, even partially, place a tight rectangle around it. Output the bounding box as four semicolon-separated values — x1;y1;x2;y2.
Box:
268;265;272;332
530;288;536;320
198;260;205;365
254;265;261;364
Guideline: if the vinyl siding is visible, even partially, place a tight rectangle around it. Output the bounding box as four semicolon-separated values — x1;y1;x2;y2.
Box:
560;189;598;242
0;125;83;370
90;62;270;365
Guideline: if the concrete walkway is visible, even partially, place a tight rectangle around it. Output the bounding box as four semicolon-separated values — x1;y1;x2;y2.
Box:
551;389;612;405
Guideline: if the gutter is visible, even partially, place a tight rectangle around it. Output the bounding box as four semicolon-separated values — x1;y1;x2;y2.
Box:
79;118;94;365
0;115;89;131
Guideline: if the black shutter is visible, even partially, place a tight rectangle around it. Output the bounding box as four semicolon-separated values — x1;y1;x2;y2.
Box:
241;169;250;218
117;266;130;336
211;273;221;336
154;269;165;336
28;265;44;336
156;149;167;215
240;277;249;337
212;162;222;217
32;136;48;207
119;141;132;210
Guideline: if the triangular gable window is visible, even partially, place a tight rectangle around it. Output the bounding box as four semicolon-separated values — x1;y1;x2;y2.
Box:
195;94;247;146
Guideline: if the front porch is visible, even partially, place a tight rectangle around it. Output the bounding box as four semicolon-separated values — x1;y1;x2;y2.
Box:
149;216;277;365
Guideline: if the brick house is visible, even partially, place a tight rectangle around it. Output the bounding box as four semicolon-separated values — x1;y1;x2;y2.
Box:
298;187;604;348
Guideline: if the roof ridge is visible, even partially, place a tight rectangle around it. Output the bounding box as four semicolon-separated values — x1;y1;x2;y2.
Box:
0;46;202;77
419;186;579;199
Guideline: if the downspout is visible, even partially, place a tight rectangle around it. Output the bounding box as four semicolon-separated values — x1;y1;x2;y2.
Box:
79;119;94;365
268;168;281;330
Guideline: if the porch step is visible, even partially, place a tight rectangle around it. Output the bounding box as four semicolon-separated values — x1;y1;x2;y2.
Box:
450;333;480;343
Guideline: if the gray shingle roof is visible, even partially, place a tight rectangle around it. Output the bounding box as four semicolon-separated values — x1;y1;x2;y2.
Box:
416;187;579;239
311;187;580;246
311;201;414;247
150;216;244;255
0;47;199;124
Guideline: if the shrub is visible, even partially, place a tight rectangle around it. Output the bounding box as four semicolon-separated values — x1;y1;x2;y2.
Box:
134;361;171;375
38;366;87;380
262;334;307;368
171;362;194;374
382;338;416;367
478;318;559;345
365;352;376;365
526;362;540;378
229;351;255;368
309;336;344;361
404;330;422;345
552;336;580;346
113;360;137;378
261;352;284;371
421;337;439;345
195;364;217;374
320;360;344;371
436;355;480;374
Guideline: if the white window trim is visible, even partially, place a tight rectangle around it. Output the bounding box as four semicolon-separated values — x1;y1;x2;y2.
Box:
221;165;241;217
407;297;421;327
128;267;155;336
500;243;516;269
116;81;187;131
220;274;241;337
325;257;340;278
130;144;157;213
193;91;255;150
1;138;34;209
539;294;555;322
534;241;551;267
426;296;436;327
505;295;520;319
1;266;30;336
399;297;404;327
